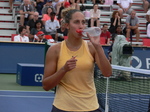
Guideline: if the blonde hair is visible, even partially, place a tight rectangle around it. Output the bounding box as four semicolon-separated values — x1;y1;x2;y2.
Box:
61;7;82;23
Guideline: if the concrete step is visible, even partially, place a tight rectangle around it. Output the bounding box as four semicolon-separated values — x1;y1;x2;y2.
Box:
0;23;16;29
0;2;9;7
0;15;14;21
0;30;16;36
0;9;12;14
0;37;11;41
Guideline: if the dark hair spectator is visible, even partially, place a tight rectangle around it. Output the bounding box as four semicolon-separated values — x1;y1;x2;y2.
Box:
19;26;26;34
109;10;121;34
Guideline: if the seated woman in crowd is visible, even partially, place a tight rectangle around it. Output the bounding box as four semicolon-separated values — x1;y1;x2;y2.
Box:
42;7;57;25
109;10;121;34
88;4;101;27
30;20;46;41
55;20;68;42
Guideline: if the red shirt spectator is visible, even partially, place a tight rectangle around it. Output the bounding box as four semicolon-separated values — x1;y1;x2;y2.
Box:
100;24;111;45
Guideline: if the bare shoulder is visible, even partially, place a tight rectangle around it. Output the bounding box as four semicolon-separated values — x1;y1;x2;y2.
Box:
46;43;61;58
87;41;95;56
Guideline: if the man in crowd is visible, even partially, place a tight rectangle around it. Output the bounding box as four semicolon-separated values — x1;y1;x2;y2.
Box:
45;12;60;39
19;0;35;26
117;0;133;18
125;10;140;42
14;26;29;42
100;24;111;45
26;12;40;35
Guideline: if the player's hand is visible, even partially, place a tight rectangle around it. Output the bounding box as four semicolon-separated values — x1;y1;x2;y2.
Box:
63;56;77;72
87;32;100;46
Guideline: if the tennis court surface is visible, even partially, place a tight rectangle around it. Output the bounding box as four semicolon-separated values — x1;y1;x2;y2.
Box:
0;90;55;112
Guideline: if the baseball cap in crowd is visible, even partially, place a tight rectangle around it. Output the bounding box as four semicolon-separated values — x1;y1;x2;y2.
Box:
64;2;70;8
36;31;45;36
47;0;52;2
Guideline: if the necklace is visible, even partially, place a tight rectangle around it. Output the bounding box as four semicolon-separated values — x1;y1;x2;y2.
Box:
66;40;82;51
65;40;84;58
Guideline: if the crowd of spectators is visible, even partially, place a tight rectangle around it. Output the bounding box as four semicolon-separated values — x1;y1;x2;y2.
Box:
11;0;150;43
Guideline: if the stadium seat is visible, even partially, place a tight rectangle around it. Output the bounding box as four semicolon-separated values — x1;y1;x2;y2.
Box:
142;38;150;47
11;34;17;41
44;35;53;39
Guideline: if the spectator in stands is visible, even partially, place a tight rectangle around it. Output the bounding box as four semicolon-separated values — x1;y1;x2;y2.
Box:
45;12;60;39
14;26;29;42
103;0;113;11
36;0;47;15
19;0;35;26
26;12;40;35
147;24;150;38
109;11;121;34
30;0;37;10
88;4;101;27
33;31;47;42
69;0;80;10
55;20;68;42
125;10;140;42
42;7;57;25
42;0;56;16
57;2;71;21
74;0;80;10
100;24;111;45
117;0;133;18
30;20;46;41
146;9;150;28
142;0;150;13
112;25;124;40
53;0;65;15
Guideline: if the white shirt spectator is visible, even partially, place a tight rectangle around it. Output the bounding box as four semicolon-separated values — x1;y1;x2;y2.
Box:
146;10;150;15
147;24;150;38
45;20;60;34
14;34;29;42
117;0;133;8
90;9;101;18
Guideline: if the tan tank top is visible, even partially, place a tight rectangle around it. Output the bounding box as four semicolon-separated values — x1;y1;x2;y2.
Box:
53;40;99;111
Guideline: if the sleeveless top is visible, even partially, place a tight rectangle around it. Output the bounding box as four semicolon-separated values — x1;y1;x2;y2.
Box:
53;40;99;111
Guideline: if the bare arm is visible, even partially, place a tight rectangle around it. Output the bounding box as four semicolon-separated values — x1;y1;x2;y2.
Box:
87;33;112;77
126;23;131;29
118;3;123;9
107;38;110;45
20;10;26;15
131;24;139;30
113;18;117;26
127;3;132;10
42;44;77;91
146;15;150;22
27;11;34;15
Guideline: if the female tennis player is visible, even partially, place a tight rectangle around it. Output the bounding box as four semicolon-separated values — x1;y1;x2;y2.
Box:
42;7;112;112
